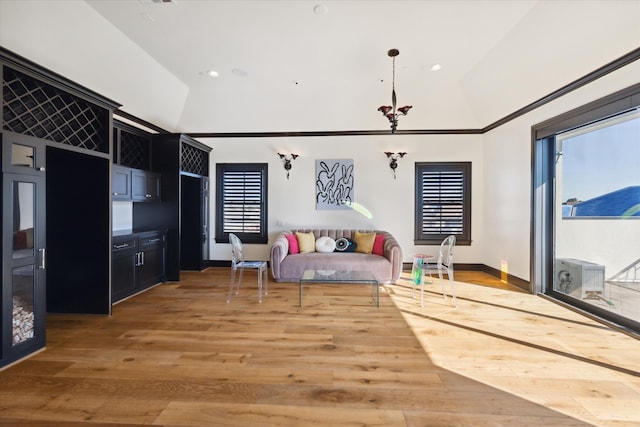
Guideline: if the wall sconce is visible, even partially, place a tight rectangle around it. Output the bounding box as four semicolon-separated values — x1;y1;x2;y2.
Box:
384;152;406;179
278;153;298;179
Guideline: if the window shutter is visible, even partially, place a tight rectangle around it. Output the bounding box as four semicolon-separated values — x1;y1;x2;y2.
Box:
222;170;263;234
415;162;471;245
420;169;464;235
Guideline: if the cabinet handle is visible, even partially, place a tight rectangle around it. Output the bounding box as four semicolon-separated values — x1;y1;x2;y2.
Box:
113;192;118;196
147;238;160;243
114;243;129;249
146;194;152;198
38;166;46;172
141;251;145;265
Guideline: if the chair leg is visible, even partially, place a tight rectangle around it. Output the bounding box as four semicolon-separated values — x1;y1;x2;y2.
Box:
237;269;244;294
227;268;238;303
263;265;269;296
258;267;263;303
448;268;457;308
438;269;448;302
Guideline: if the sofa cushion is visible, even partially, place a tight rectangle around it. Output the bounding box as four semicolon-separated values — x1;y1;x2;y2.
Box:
285;234;299;254
373;234;385;256
315;236;336;253
354;231;375;254
296;231;316;253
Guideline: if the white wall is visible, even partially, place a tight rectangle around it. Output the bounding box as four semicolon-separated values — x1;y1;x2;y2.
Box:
207;58;640;279
482;60;640;281
206;134;485;264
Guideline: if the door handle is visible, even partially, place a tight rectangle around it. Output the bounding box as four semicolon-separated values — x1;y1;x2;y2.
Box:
38;248;46;269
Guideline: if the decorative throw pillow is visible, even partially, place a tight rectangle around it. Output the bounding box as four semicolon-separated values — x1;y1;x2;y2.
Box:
315;236;336;253
285;233;299;254
354;231;376;254
372;234;385;256
295;231;316;253
334;237;350;252
344;238;357;252
334;237;357;252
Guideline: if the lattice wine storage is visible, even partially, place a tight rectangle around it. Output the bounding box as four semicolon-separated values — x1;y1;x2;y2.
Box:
120;129;151;170
181;142;208;176
2;67;109;153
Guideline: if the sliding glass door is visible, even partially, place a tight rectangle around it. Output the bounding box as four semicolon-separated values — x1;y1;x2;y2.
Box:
533;83;640;334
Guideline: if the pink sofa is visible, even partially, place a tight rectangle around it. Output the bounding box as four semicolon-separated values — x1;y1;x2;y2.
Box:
270;229;403;283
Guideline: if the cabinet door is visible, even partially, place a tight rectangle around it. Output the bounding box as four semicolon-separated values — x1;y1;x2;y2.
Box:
112;165;132;200
2;132;46;176
112;240;137;303
2;173;46;367
137;233;166;289
146;172;161;202
131;170;161;202
131;169;148;201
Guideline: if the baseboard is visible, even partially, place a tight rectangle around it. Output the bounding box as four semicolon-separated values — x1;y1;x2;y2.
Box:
402;262;530;293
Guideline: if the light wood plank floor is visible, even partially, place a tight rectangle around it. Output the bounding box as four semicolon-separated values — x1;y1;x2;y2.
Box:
0;268;639;426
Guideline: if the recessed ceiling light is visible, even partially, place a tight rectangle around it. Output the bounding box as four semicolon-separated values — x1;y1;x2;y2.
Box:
200;70;219;78
430;63;442;71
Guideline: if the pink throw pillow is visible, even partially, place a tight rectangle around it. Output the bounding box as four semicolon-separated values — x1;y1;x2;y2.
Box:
372;234;385;256
284;234;300;254
285;234;299;254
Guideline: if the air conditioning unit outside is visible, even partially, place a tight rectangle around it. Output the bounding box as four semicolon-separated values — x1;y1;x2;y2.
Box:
554;258;605;299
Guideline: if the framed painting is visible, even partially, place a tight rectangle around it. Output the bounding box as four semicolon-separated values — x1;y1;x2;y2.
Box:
315;159;354;210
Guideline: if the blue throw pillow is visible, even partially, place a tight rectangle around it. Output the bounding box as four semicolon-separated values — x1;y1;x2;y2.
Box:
335;237;357;252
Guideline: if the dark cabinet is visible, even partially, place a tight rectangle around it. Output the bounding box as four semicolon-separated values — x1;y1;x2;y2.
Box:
135;134;211;281
136;231;166;288
111;238;137;302
112;165;132;200
112;166;160;202
112;230;166;303
181;175;209;271
1;135;47;368
132;169;161;202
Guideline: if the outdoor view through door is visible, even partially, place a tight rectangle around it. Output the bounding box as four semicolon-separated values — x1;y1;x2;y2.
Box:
554;109;640;328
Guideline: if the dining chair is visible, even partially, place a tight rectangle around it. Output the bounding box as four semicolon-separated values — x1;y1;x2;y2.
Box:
411;235;458;308
421;235;457;308
227;233;268;303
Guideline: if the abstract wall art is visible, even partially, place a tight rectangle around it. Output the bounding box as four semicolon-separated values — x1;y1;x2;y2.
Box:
315;159;354;210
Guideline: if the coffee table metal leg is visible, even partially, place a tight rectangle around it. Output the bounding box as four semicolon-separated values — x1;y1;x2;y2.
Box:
299;281;302;306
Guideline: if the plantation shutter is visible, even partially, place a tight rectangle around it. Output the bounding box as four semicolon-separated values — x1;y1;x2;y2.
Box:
216;163;268;243
415;162;471;245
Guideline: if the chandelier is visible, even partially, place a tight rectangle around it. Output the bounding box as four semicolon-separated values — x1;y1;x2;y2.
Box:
378;49;412;133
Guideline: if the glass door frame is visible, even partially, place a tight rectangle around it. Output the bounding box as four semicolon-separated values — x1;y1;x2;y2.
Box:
532;83;640;335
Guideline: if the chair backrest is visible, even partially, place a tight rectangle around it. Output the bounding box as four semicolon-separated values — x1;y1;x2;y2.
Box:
438;235;456;268
229;233;245;266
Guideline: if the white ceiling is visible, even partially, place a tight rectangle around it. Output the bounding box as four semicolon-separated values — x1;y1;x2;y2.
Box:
3;0;640;134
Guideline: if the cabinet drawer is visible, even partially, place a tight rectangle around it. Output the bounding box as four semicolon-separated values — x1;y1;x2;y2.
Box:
112;239;136;252
138;233;164;247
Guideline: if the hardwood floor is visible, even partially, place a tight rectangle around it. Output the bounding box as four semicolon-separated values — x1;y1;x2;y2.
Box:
1;268;639;426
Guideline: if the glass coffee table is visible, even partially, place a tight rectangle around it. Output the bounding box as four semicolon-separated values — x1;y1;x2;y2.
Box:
299;270;379;307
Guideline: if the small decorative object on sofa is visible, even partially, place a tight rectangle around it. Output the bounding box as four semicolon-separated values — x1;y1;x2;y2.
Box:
270;229;402;283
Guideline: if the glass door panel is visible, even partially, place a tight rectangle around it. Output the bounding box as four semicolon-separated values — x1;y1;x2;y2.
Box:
2;171;45;366
12;265;35;346
553;110;640;327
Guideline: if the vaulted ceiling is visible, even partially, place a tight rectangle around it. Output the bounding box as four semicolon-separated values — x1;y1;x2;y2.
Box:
2;0;640;134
